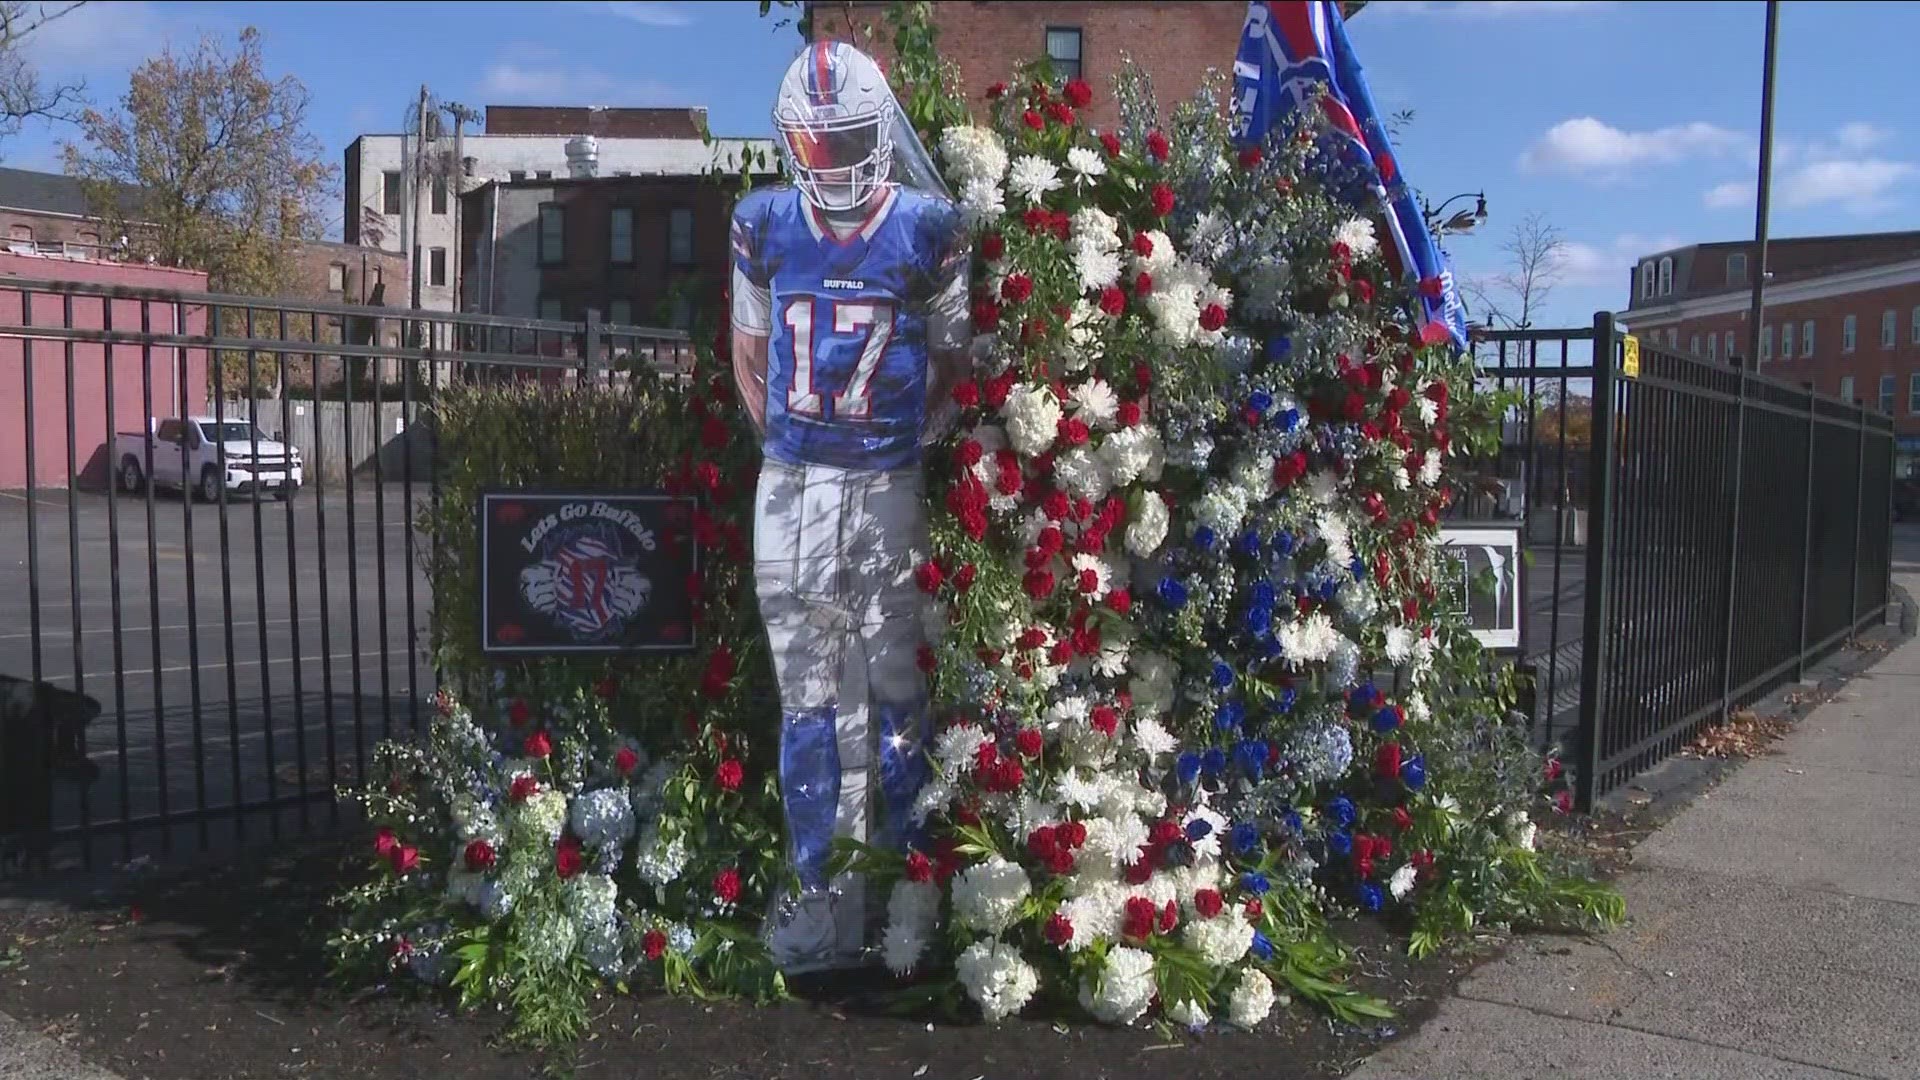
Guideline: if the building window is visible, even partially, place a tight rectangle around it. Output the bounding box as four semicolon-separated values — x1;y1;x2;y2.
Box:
1690;333;1700;356
1842;313;1857;352
429;247;447;288
1759;324;1772;362
431;175;448;215
1879;374;1895;414
327;262;346;292
538;297;563;321
1782;321;1795;358
1657;256;1673;296
668;208;694;267
1838;375;1854;403
77;230;99;246
670;295;693;330
1725;330;1735;361
1666;328;1678;348
539;203;565;266
1045;27;1083;80
509;170;527;182
1801;319;1814;357
1639;262;1655;300
1726;252;1746;285
1882;309;1897;348
8;224;30;242
610;207;634;266
614;170;632;177
1706;333;1717;362
535;170;553;180
382;170;402;214
1913;306;1920;346
609;299;633;326
1910;373;1920;414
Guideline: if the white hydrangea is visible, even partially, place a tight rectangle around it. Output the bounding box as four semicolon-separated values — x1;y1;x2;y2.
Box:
1195;484;1249;538
935;723;990;775
1183;910;1255;967
1002;384;1063;457
1389;863;1419;900
1336;217;1380;260
1125;492;1169;557
1006;154;1063;205
1069;552;1113;600
633;823;689;886
511;789;569;848
952;857;1032;934
1129;650;1177;715
1080;945;1157;1025
1065;145;1108;182
883;879;942;975
1100;424;1161;487
519;906;579;968
450;794;502;846
1053;445;1112;501
1130;715;1178;759
1072;242;1124;293
1129;228;1175;274
568;788;636;850
1069;378;1120;428
955;940;1039;1023
1279;611;1343;665
1228;968;1278;1029
1071;206;1122;251
939;125;1009;187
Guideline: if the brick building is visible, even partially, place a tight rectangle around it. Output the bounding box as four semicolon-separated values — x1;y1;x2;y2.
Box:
1620;230;1920;469
806;1;1252;130
0;166;140;259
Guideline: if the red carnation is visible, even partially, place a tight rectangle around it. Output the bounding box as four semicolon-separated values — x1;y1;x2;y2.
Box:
1123;896;1157;940
916;643;938;674
952;379;981;409
1049;210;1072;240
1008;727;1042;758
509;774;539;802
594;676;620;700
1158;899;1179;934
916;560;945;594
1238;146;1263;169
642;929;667;960
1354;278;1375;303
508;698;531;727
614;745;640;777
985;369;1018;409
1545;757;1564;781
1193;888;1224;919
1036;525;1065;556
1375;741;1404;779
953;563;977;592
1090;704;1119;737
1393;806;1415;832
905;850;934;883
1063;77;1093;108
715;758;744;791
1057;416;1090;446
1098;284;1126;317
1149;819;1182;846
1099;130;1121;156
1047;101;1076;126
1149;182;1175;217
1023;109;1044;131
1016;627;1047;651
971;296;1001;329
1245;898;1265;922
712;868;743;905
524;729;552;759
389;843;419;874
1074;567;1098;595
1116;400;1144;429
986;81;1008;99
701;646;736;698
1106;588;1132;615
374;827;399;859
1199;303;1228;332
1044;912;1075;948
956;439;984;469
1555;789;1575;814
1023;567;1055;600
556;836;584;879
1145;129;1170;161
980;231;1005;261
1002;273;1033;303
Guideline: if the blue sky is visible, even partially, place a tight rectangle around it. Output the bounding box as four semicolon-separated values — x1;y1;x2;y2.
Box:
7;0;1916;329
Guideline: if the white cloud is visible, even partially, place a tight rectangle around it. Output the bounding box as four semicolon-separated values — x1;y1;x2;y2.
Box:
1518;117;1745;174
1779;159;1914;210
1366;1;1612;16
1834;121;1890;153
1550;233;1684;287
1701;122;1914;213
477;46;688;106
602;1;692;27
1704;180;1751;210
22;0;171;74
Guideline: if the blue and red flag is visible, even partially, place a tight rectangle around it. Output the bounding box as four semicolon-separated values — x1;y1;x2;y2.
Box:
1230;1;1468;352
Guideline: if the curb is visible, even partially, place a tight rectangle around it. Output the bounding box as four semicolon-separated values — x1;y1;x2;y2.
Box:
0;1009;124;1080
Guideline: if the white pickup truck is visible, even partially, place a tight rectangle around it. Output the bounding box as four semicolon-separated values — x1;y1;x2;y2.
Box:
114;416;304;501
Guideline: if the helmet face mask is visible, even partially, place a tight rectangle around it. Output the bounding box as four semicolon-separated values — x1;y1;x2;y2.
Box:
775;42;897;214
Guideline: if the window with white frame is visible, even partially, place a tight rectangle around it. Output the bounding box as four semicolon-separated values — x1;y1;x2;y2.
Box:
1690;333;1701;355
1880;374;1895;414
1726;252;1747;285
1045;27;1083;80
669;208;694;267
1640;262;1655;299
1839;374;1854;403
1912;306;1920;345
1843;314;1857;352
1910;373;1920;414
1707;333;1717;361
1760;324;1772;362
1667;328;1678;347
1657;256;1673;296
1782;321;1795;357
1801;319;1815;357
609;207;634;266
1725;330;1736;360
1883;309;1897;348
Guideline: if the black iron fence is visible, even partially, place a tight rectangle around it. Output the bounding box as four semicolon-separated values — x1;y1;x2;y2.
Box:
0;276;689;868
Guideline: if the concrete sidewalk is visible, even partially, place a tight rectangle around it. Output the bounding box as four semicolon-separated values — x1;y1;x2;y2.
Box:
1355;572;1920;1080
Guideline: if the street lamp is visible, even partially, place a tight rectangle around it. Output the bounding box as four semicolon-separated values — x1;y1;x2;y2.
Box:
1422;191;1487;237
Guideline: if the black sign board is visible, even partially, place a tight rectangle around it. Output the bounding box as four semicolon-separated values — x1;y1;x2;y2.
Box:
479;489;698;657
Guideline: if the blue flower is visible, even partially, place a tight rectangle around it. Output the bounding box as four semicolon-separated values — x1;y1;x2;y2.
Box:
1351;682;1378;709
1211;661;1236;689
1176;751;1202;786
1234;738;1266;780
1158;576;1189;609
1244;604;1273;636
1278;687;1298;714
1242;871;1272;895
1358;882;1386;912
1350;558;1368;581
1237;528;1263;557
1185;817;1214;841
1327;829;1353;857
1328;794;1357;828
1215;700;1246;732
1232;822;1262;856
1248;389;1273;415
1250;930;1274;960
1193;525;1217;551
1282;807;1304;834
1252;580;1277;608
1401;753;1427;790
1278;407;1301;432
1273;531;1296;557
1257;637;1283;659
1265;335;1292;361
1318;579;1340;602
1371;705;1403;734
1202;747;1228;779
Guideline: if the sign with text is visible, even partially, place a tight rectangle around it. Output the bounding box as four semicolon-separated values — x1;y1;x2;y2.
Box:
1437;522;1524;653
1622;333;1641;379
479;489;698;657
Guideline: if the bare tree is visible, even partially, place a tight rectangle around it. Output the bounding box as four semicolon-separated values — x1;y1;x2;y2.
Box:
1466;211;1567;331
0;1;88;147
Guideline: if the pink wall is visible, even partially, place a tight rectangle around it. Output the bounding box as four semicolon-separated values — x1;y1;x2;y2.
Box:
0;255;211;489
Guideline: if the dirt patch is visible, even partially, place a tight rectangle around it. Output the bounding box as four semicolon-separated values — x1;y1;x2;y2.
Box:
0;841;1502;1080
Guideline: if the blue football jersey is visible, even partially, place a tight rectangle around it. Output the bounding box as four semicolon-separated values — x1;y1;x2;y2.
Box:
732;184;964;472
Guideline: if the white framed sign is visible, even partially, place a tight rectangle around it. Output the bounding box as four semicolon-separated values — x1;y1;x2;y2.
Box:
1437;523;1524;652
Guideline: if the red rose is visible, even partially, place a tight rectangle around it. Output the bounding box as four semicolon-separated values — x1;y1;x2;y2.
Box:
952;380;981;409
508;698;531;727
1193;888;1224;919
1090;705;1119;737
524;730;552;759
1098;284;1126;317
971;296;1001;329
374;827;399;859
1107;588;1132;615
714;868;742;904
1123;896;1157;940
1022;109;1044;131
986;81;1008;100
389;844;419;874
1047;100;1076;126
1099;131;1121;156
1356;856;1375;880
1199;303;1228;332
701;646;736;698
1375;741;1404;779
1238;146;1263;169
1015;727;1044;757
464;838;496;872
1411;850;1436;873
905;850;934;883
1343;392;1368;421
1145;129;1170;161
509;774;539;802
715;758;744;791
980;231;1005;261
915;560;944;594
555;835;584;879
614;746;641;777
1001;273;1033;303
642;929;667;960
1044;912;1075;948
1063;77;1092;108
1149;183;1175;217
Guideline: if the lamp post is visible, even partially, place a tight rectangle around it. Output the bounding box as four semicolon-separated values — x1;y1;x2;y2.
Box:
1422;191;1487;238
1744;1;1779;371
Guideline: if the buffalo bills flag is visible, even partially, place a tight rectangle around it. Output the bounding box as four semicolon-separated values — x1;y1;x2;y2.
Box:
1230;1;1469;352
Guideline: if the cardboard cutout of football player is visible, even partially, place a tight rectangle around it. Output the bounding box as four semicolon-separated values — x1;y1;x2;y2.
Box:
731;40;970;974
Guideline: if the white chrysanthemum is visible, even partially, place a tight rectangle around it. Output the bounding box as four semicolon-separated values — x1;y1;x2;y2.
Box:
1072;241;1123;293
956;940;1039;1023
1389;863;1418;900
958;176;1007;228
1057;880;1126;950
1145;278;1201;346
1010;792;1062;836
1168;997;1210;1030
1392;464;1412;491
1054;445;1112;502
1413;635;1437;676
1129;649;1176;715
1228;968;1277;1030
1006;154;1063;205
935;723;990;775
1317;511;1355;566
1069;378;1120;428
1080;813;1150;876
1505;810;1538;851
1305;468;1340;505
1002;384;1063;457
1125;492;1168;557
1183;910;1255;967
1418;395;1440;427
1069;552;1113;600
911;778;953;823
511;789;569;847
1182;801;1229;863
1129;229;1175;274
1066;144;1108;181
1385;625;1416;664
952;857;1032;934
1101;425;1161;488
1407;691;1432;724
1187;211;1229;265
1093;623;1132;680
1336;217;1380;260
1071;206;1122;251
1054;767;1105;812
1279;611;1343;665
940;125;1009;186
883;879;942;974
1420;451;1443;486
1130;716;1178;759
1080;946;1157;1025
1195;485;1249;537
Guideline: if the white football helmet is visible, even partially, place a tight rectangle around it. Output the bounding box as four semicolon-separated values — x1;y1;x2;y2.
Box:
774;41;896;213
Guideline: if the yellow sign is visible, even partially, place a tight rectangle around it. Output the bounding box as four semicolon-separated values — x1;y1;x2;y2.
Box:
1621;333;1641;379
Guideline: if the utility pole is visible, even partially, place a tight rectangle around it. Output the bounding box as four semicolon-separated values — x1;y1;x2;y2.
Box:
411;83;430;316
1744;1;1779;370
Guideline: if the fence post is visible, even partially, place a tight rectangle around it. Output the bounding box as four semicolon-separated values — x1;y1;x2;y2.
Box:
1795;384;1816;680
1574;311;1618;811
582;307;603;380
1718;365;1750;717
1849;405;1866;634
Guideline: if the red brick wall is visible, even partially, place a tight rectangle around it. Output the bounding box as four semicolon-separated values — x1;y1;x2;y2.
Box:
287;241;410;306
483;106;709;138
0;208;113;256
810;1;1248;131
